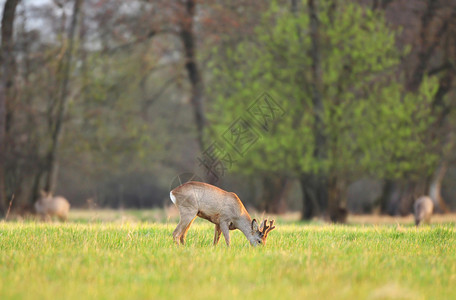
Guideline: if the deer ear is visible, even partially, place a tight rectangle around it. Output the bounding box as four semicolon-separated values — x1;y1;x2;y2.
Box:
39;190;47;197
251;219;259;231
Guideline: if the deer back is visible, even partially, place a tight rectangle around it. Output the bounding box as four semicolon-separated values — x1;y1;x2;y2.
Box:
171;182;247;219
414;196;433;216
35;195;70;216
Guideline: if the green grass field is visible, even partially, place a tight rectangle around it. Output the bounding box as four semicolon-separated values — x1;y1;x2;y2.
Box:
0;217;455;299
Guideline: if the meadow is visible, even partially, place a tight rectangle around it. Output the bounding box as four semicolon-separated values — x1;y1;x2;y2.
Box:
0;211;455;300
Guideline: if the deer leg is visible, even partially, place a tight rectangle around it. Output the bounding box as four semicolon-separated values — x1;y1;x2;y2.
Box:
173;210;197;245
180;217;196;245
220;222;231;247
213;224;222;246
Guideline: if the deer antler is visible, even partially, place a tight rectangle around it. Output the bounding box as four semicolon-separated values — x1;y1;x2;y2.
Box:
260;219;276;237
260;219;268;232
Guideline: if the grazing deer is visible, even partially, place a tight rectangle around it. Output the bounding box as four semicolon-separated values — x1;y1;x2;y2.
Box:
170;181;276;246
414;196;434;227
34;191;70;222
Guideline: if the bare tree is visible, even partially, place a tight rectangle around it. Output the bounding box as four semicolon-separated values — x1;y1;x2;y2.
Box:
178;0;206;151
43;0;83;193
0;0;20;215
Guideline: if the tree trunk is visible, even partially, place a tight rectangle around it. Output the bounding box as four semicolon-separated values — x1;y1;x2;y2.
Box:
305;0;328;220
395;180;427;216
262;176;290;214
308;0;325;162
31;168;44;204
179;0;206;152
291;0;328;221
378;179;427;216
43;0;82;193
300;175;318;220
300;174;327;220
406;0;441;92
371;0;394;10
378;179;397;215
429;162;449;213
328;175;347;223
397;182;419;216
291;0;298;13
0;0;20;215
426;64;454;214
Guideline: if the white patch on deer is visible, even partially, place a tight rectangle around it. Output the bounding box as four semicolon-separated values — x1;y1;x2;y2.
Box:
170;191;177;204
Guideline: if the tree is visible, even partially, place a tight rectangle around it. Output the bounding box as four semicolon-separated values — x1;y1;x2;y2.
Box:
0;0;20;215
207;1;439;221
2;0;167;208
43;0;83;194
373;0;456;214
178;0;206;152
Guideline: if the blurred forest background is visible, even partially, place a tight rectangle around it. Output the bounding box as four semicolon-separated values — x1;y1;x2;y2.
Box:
0;0;455;222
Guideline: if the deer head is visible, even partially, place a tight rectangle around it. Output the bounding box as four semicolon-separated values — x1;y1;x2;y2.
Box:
251;219;276;246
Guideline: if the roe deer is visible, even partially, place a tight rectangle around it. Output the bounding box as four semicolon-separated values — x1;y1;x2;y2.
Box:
414;196;434;226
170;181;275;246
34;191;70;221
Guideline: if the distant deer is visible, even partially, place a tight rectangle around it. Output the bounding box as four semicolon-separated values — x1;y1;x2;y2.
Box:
170;181;276;246
414;196;434;227
34;191;70;222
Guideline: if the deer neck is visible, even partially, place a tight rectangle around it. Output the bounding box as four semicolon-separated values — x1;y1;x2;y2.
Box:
235;214;256;243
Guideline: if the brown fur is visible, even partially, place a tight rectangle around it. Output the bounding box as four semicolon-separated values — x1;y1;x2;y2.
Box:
34;191;70;222
170;181;275;246
414;196;434;226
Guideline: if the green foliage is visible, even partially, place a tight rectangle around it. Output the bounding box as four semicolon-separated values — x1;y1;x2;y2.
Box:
207;1;439;181
0;222;455;299
354;76;440;179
